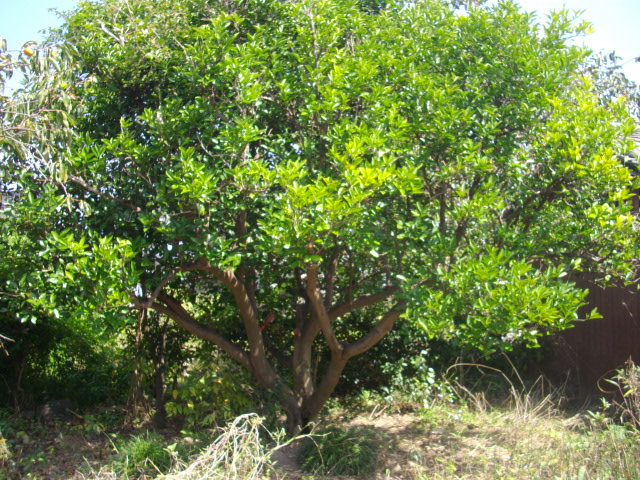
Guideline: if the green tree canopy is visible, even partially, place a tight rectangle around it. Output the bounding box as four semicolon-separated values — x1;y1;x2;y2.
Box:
4;0;639;430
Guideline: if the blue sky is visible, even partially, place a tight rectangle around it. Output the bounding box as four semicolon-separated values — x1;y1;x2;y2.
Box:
0;0;639;87
0;0;78;48
516;0;640;82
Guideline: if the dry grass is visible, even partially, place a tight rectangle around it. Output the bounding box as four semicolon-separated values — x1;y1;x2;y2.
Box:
78;414;283;480
305;366;640;480
378;370;640;480
165;414;275;480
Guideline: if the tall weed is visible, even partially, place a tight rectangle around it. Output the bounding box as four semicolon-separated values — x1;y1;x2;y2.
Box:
300;425;380;478
600;358;640;429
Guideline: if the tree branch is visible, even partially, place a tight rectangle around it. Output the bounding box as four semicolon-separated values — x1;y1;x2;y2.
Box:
141;293;253;373
303;354;347;422
141;256;268;368
324;242;340;308
328;285;398;322
262;332;293;371
134;259;224;308
69;174;142;213
343;302;406;359
198;259;280;387
0;333;14;356
306;263;343;355
99;23;125;46
438;182;448;236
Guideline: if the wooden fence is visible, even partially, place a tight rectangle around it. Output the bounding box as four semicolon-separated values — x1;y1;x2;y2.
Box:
544;281;640;394
542;188;639;395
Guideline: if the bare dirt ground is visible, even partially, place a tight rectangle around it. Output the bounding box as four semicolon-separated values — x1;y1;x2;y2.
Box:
4;411;437;479
267;406;566;480
269;411;447;480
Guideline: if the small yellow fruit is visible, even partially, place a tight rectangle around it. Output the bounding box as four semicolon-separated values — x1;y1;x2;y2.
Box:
23;46;35;57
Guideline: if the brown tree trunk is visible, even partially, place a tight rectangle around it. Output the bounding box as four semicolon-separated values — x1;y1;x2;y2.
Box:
126;309;148;422
301;355;347;425
152;320;169;428
136;258;405;434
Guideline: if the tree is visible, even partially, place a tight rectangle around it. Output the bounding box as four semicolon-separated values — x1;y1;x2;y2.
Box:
7;0;639;431
1;35;79;356
1;36;137;410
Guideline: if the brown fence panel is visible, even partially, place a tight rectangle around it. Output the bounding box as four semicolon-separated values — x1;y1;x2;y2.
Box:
544;282;640;394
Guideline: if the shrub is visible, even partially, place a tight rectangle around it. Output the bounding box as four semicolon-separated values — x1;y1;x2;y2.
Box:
165;358;256;430
0;314;129;410
0;435;10;467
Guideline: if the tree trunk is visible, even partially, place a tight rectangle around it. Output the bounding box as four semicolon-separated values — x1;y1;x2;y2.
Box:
153;360;167;429
139;260;404;434
301;355;347;427
151;319;169;429
126;309;148;422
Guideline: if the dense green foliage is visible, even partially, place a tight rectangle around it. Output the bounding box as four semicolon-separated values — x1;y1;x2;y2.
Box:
1;0;638;429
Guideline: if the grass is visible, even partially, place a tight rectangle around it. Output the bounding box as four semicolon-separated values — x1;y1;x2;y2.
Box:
164;413;278;480
409;399;640;479
76;413;279;480
395;367;640;480
312;362;640;480
300;425;381;477
113;431;173;479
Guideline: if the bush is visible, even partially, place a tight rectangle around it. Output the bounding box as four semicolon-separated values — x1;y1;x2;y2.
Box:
165;357;256;430
300;425;380;478
0;435;10;467
0;314;129;410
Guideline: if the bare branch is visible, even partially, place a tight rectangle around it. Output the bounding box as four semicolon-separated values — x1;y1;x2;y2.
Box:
197;259;280;387
99;23;125;46
304;354;347;421
328;285;398;322
148;293;253;373
0;333;15;356
306;263;343;355
343;302;406;359
0;292;22;298
134;259;225;308
135;271;177;309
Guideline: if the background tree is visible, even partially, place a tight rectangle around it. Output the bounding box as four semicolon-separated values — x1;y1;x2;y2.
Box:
0;36;137;409
7;0;639;431
1;33;78;335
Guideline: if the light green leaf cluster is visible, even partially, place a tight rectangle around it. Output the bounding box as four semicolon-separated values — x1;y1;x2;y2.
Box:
410;248;593;353
1;38;78;167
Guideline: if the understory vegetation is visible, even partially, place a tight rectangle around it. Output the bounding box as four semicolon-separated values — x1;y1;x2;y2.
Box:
1;360;639;479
